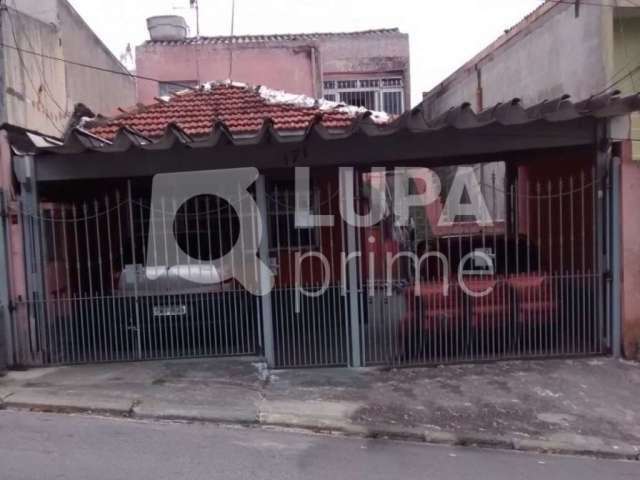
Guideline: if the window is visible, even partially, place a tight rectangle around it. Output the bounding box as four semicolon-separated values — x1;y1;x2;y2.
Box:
339;90;377;110
158;80;198;97
268;182;320;249
323;77;405;114
383;91;403;116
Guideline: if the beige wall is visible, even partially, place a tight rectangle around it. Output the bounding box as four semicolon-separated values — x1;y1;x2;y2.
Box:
0;0;136;137
423;3;613;117
58;0;136;117
1;7;68;136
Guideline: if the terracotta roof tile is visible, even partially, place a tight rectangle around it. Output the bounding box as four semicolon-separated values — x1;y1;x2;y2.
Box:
85;82;391;141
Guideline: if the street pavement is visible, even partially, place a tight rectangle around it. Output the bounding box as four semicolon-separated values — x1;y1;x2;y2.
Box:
0;410;638;480
2;357;640;458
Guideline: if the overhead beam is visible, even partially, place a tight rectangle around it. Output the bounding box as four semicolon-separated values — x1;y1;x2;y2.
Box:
33;118;597;183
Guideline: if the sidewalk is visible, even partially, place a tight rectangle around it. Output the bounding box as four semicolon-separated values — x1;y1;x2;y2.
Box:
1;356;639;460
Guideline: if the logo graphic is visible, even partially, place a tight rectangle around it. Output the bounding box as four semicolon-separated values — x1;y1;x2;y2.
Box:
146;168;274;295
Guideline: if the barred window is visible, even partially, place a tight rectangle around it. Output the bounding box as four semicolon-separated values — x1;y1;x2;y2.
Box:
158;80;198;97
323;77;405;114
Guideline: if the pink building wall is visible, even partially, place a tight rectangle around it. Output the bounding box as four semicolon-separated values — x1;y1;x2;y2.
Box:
0;131;27;304
620;140;640;359
135;30;410;106
136;44;320;104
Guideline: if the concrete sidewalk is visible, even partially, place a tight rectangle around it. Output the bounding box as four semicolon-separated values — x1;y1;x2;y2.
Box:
1;357;639;460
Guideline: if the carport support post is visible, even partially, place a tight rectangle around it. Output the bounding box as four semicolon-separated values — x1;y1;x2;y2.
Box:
341;169;362;368
18;155;45;341
256;174;275;367
0;191;13;368
610;155;622;357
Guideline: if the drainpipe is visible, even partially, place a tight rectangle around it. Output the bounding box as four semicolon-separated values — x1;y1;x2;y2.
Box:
0;131;13;369
475;64;483;112
310;46;322;98
0;2;7;126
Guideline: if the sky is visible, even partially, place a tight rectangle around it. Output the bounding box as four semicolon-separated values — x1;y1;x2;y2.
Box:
69;0;544;105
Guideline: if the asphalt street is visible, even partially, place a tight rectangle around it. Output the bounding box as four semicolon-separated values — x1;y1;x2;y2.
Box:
0;410;638;480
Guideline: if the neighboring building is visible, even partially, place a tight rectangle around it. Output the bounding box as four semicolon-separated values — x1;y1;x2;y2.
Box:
0;0;136;137
421;0;640;359
135;18;410;114
422;1;636;121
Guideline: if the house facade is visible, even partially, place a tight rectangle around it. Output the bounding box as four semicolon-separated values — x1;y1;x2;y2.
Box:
135;23;410;115
1;80;635;369
421;0;640;359
0;0;136;137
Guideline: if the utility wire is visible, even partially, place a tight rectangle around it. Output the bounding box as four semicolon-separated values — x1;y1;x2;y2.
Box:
1;8;64;134
0;0;636;100
4;6;68;115
0;42;198;94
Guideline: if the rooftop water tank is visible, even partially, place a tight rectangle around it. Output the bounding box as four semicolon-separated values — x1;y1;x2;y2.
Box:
147;15;188;41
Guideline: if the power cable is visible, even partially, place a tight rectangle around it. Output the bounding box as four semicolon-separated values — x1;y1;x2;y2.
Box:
1;9;64;134
5;6;68;115
0;42;198;94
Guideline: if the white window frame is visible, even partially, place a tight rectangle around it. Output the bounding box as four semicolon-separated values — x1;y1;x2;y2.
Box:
322;77;405;114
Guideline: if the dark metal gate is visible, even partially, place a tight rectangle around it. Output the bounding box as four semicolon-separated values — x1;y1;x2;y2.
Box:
5;159;616;369
269;178;351;368
9;185;262;366
357;163;611;367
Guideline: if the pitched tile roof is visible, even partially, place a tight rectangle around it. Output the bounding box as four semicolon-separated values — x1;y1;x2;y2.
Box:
85;82;391;141
142;28;403;46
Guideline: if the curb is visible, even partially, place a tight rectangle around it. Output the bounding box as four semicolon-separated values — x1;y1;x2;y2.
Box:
3;403;639;462
4;400;134;419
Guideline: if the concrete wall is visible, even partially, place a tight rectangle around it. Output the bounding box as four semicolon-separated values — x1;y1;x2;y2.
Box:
58;0;136;117
423;3;613;117
5;0;57;24
0;0;136;137
318;33;411;110
136;43;320;104
135;32;410;107
1;7;68;136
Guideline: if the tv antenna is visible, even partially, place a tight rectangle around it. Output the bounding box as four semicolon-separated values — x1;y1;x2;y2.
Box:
190;0;200;37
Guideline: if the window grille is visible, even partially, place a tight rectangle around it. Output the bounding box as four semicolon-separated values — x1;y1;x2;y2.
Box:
323;77;405;114
158;80;198;97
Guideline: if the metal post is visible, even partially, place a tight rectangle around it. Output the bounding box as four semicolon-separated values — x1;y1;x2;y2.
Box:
610;155;622;357
595;123;609;354
0;190;13;367
256;174;275;367
15;155;45;362
341;168;362;367
126;180;142;359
